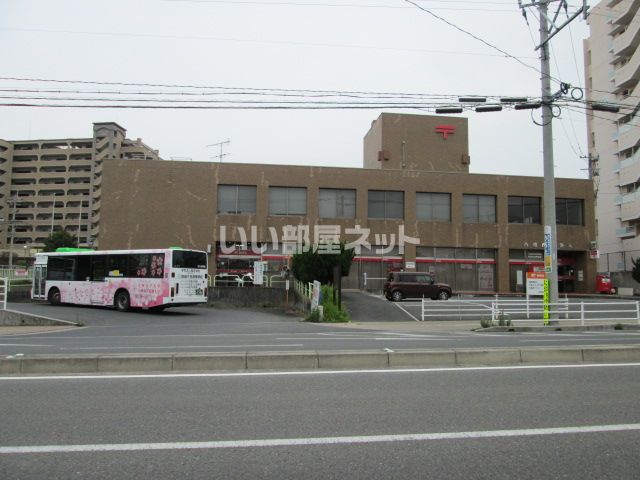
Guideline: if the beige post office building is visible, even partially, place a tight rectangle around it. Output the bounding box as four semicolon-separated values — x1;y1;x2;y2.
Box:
2;113;595;293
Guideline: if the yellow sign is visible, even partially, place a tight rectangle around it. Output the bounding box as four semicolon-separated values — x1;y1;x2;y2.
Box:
543;279;550;325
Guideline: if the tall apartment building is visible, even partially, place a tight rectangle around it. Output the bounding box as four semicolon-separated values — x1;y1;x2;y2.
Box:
0;123;160;259
585;0;640;285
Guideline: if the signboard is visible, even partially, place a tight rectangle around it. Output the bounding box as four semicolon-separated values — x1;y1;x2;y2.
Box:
526;272;546;296
405;261;416;270
14;269;28;277
543;279;550;325
544;226;552;274
589;249;600;259
253;261;266;285
311;280;321;310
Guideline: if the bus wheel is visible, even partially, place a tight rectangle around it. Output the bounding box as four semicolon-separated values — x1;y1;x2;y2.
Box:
114;290;130;312
48;288;61;306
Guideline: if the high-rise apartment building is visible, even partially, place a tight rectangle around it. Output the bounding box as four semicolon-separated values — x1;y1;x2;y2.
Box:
0;123;159;258
585;0;640;285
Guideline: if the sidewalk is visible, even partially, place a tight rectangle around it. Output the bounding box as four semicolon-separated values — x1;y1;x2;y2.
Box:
0;326;77;336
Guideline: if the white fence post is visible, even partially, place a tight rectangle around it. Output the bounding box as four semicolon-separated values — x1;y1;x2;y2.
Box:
637;301;640;325
0;277;7;311
580;301;584;326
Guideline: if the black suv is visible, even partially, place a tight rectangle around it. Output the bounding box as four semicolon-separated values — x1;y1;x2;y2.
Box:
383;272;452;301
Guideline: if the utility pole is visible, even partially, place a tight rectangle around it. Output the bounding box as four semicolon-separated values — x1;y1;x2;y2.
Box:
519;0;588;319
8;197;17;269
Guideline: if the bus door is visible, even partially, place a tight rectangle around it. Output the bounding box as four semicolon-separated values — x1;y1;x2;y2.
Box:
32;264;47;299
90;256;107;304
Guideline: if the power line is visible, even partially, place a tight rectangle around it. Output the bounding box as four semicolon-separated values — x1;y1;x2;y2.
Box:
403;0;561;84
0;76;536;100
2;27;537;60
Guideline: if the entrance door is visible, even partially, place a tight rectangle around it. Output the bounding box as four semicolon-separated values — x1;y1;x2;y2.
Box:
33;265;47;299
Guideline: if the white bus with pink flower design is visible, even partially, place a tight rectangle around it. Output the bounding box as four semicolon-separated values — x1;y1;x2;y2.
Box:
31;247;208;311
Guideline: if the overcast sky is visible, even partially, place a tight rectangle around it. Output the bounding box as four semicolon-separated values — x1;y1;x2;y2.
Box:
1;0;593;178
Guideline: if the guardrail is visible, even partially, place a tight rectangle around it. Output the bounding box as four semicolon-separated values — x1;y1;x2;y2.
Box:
421;297;640;326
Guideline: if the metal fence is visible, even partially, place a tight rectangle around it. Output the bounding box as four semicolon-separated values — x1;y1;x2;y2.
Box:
0;278;7;310
421;297;640;326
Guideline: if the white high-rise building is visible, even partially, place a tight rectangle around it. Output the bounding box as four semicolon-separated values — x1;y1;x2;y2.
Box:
585;0;640;286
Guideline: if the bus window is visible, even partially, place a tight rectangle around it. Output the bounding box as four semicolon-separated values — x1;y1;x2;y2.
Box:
76;255;90;281
90;255;107;281
48;257;75;281
108;255;127;277
173;250;207;269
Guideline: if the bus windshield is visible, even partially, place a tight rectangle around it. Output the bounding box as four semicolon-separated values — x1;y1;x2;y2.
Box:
172;250;207;269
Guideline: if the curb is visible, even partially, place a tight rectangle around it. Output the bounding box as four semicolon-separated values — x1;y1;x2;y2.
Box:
2;345;640;375
477;324;640;333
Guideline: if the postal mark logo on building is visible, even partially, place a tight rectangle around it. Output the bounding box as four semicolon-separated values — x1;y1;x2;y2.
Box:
435;125;455;140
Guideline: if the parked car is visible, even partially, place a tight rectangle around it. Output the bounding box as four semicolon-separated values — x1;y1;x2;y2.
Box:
383;272;452;301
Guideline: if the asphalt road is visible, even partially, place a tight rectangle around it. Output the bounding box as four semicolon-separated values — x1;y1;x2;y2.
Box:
2;301;640;356
1;364;639;479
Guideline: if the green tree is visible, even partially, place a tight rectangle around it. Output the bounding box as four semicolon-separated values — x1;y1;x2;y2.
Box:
632;257;640;284
291;243;355;284
43;230;78;252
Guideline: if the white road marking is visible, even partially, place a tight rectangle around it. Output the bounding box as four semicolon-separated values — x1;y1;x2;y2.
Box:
393;303;421;322
2;423;639;454
0;344;52;347
1;362;640;381
64;344;305;350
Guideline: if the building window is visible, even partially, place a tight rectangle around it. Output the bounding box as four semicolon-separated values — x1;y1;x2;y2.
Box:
416;192;450;221
556;198;583;225
319;188;356;218
463;194;496;223
269;187;307;216
368;190;404;219
217;185;257;214
508;196;541;224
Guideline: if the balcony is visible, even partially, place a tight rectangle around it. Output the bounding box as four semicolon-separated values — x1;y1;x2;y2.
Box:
613;42;640;90
619;152;640;185
617;120;640;152
616;225;636;238
613;20;640;59
613;0;640;29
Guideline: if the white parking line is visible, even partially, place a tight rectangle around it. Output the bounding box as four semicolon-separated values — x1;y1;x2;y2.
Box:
2;423;639;454
393;303;421;322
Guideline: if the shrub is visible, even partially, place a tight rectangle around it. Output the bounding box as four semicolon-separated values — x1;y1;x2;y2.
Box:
304;285;350;323
480;318;492;328
614;323;624;330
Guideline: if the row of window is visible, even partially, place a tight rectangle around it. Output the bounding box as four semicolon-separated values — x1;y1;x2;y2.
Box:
217;185;585;226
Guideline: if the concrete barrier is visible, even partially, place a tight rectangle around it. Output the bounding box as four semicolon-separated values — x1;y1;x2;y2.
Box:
0;346;639;375
21;356;99;374
520;347;583;364
173;353;247;372
581;346;640;363
98;354;173;373
389;349;456;367
455;348;522;366
247;351;318;370
0;358;20;374
318;350;388;369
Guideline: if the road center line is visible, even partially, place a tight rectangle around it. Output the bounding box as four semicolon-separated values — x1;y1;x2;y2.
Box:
2;423;639;454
